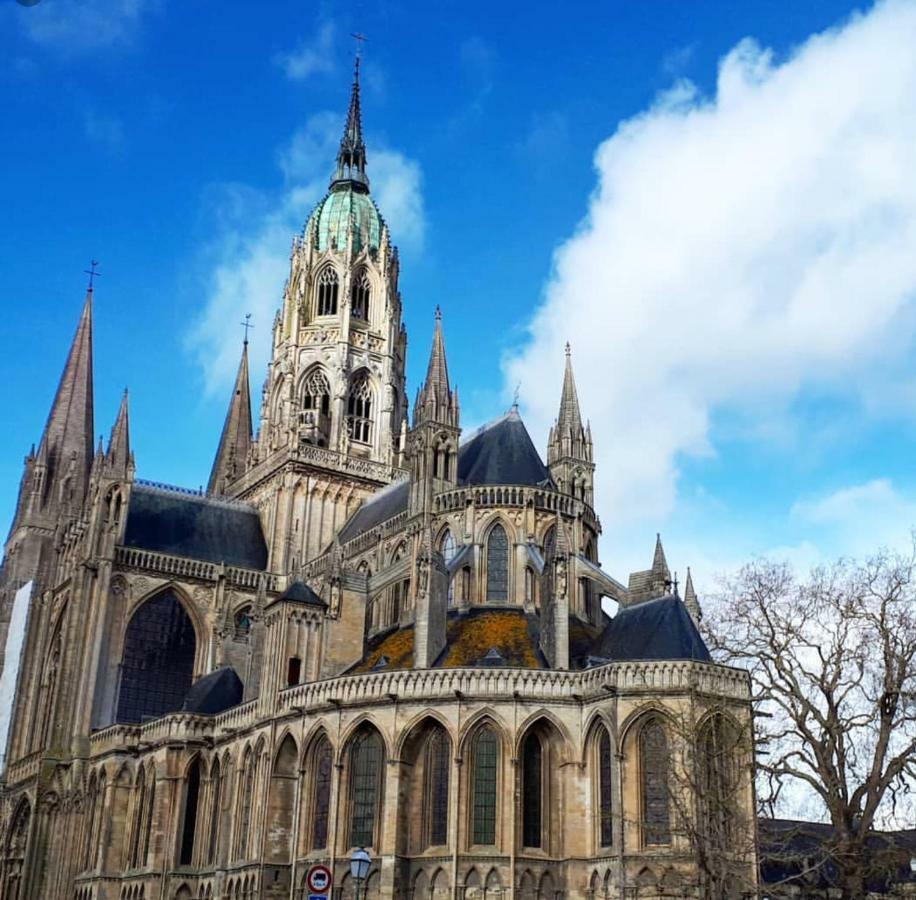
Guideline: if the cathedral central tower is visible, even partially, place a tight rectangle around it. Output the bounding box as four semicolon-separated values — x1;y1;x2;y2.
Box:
210;60;409;571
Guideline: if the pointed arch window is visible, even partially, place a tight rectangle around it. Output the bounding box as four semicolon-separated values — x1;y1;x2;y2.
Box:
471;727;498;845
349;730;384;848
237;749;254;860
208;759;222;865
37;624;63;747
425;728;450;847
233;606;252;643
598;727;613;848
347;373;374;444
699;715;739;849
521;732;543;848
302;369;331;418
351;270;371;320
311;736;333;850
440;529;456;606
640;718;671;846
486;524;509;603
316;267;339;317
179;757;202;865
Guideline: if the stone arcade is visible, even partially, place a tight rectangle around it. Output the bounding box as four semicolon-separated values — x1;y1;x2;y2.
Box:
0;64;756;900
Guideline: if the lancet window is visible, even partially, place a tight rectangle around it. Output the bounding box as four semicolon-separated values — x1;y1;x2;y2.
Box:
598;727;613;847
347;373;373;444
349;730;384;848
311;736;333;850
521;732;543;848
440;529;457;606
640;718;671;846
179;757;201;865
471;727;498;845
699;715;739;849
302;369;331;417
425;729;450;847
486;524;509;603
351;269;371;320
316;267;339;317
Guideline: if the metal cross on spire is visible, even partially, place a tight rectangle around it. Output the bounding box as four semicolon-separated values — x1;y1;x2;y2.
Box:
350;31;369;62
241;313;254;346
84;260;101;292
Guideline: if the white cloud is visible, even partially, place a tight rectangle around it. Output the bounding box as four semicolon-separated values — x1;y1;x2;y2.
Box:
9;0;156;53
187;112;425;397
276;21;336;81
506;0;916;550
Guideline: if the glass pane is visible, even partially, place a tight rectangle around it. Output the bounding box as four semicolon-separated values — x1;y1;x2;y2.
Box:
522;734;542;848
640;720;671;845
349;732;383;847
472;729;498;845
486;525;509;603
427;730;450;847
312;738;332;850
599;729;613;847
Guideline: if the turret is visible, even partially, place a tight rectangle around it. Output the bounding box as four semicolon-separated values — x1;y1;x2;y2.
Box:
408;308;460;518
547;344;594;504
208;340;252;495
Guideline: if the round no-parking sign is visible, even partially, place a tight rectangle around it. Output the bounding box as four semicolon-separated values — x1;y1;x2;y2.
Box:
307;864;333;895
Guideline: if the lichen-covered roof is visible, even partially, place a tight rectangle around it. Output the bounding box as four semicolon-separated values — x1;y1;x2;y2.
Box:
310;185;383;254
123;484;268;569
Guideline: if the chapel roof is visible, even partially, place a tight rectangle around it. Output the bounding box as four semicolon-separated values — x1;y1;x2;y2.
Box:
181;666;244;716
122;483;268;570
597;595;711;662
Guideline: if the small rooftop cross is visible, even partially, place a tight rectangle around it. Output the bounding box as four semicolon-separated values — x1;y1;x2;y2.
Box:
350;31;368;63
241;313;254;345
84;260;101;292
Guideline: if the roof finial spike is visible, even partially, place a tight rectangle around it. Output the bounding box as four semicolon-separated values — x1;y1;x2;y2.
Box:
83;259;101;293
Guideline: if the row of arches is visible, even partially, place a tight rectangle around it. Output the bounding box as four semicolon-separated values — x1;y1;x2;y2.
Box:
314;265;373;321
299;366;375;448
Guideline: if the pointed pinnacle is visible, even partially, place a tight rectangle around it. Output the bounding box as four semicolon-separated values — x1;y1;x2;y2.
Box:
107;388;130;467
653;532;669;574
557;343;583;432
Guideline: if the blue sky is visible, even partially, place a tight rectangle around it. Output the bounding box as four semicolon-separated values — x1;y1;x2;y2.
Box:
4;0;916;589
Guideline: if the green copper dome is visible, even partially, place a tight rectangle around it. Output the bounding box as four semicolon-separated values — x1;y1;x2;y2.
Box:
310;185;383;254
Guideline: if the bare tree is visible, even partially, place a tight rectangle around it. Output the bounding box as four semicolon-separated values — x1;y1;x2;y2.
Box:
705;550;916;899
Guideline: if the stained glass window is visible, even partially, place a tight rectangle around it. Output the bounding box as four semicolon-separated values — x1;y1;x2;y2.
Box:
317;267;339;316
426;729;450;846
598;728;613;847
486;524;509;603
522;733;543;848
312;736;332;850
349;730;383;847
351;270;371;320
440;529;456;606
471;727;498;845
640;719;671;846
180;758;201;865
347;373;373;444
116;591;196;724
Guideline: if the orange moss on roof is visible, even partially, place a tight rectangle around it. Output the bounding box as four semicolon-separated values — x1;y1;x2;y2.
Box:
440;610;542;669
353;626;415;673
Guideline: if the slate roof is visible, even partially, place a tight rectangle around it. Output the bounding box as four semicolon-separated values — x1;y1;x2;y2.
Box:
597;595;711;662
268;580;327;608
181;667;243;715
338;410;552;543
123;484;268;569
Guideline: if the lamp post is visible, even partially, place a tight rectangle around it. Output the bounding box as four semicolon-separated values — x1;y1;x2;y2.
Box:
350;847;371;900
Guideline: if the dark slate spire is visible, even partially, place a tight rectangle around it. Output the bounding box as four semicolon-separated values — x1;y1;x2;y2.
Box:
331;57;369;193
37;289;95;510
208;341;252;495
414;307;459;428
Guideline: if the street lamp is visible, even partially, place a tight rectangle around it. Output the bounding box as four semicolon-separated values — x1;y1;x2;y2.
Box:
351;847;372;900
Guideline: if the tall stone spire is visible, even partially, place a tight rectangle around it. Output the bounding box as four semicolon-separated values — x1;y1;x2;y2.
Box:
105;389;133;476
547;343;594;503
414;307;459;428
331;56;369;192
683;567;701;623
36;289;95;511
208;341;252;495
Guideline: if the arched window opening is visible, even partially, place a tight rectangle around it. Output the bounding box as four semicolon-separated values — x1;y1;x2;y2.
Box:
347;373;374;444
116;591;196;724
301;369;332;446
236;750;254;861
317;267;339;317
486;525;509;603
266;735;298;864
598;728;613;848
461;567;471;604
440;530;457;606
351;270;371;320
581;577;595;622
128;767;152;869
425;729;450;847
37;625;63;748
471;727;498;846
390;579;410;624
311;736;333;850
208;760;222;865
521;733;543;848
233;606;252;643
525;568;536;608
699;715;739;850
349;729;384;848
640;718;671;846
179;758;201;866
287;657;302;687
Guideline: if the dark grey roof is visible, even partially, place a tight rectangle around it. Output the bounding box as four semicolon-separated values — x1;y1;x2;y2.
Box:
123;484;268;569
458;410;553;487
337;410;552;544
598;595;711;662
337;479;409;543
269;580;327;607
181;667;243;715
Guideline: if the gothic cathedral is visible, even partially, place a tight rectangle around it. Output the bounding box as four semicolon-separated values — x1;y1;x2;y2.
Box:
0;65;756;900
